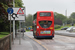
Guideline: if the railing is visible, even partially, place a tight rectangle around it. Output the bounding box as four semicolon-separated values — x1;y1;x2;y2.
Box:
0;33;13;50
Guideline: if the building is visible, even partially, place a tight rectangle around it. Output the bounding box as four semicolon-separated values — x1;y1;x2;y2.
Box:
54;19;62;25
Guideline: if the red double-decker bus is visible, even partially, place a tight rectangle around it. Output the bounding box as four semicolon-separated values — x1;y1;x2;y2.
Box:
33;11;54;39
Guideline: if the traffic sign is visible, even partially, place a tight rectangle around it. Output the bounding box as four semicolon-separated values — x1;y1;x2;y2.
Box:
17;8;24;14
7;8;13;14
19;20;25;22
8;7;25;20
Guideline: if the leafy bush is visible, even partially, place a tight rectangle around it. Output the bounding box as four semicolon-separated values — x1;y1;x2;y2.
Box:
54;25;61;29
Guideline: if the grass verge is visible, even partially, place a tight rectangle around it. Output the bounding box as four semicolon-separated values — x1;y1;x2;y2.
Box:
26;30;30;32
55;25;72;30
0;32;9;38
0;35;7;38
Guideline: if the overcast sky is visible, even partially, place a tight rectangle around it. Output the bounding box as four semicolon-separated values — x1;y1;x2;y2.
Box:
22;0;75;17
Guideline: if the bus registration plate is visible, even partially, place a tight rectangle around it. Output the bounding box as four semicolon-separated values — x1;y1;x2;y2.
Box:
40;31;51;34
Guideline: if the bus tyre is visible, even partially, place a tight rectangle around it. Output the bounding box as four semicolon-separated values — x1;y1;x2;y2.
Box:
33;30;35;36
50;37;53;39
33;32;34;36
34;35;37;39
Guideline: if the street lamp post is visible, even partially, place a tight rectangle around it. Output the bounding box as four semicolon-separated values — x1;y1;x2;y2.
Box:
65;9;67;26
72;18;73;23
13;0;15;44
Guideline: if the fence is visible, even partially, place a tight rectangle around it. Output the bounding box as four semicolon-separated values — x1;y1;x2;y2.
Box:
0;33;13;50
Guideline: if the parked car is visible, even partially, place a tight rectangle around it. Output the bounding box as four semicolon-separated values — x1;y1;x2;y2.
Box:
30;29;33;31
66;26;73;32
61;27;69;30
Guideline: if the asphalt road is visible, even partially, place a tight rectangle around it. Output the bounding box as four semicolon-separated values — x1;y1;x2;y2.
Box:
25;32;75;50
55;30;75;37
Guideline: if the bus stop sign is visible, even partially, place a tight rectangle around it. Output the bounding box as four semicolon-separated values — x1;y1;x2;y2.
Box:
7;8;13;14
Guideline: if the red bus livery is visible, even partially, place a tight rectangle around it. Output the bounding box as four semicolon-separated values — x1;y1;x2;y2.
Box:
33;11;54;39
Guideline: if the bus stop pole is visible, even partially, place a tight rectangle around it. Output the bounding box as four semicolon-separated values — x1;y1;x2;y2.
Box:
9;14;11;50
19;21;21;45
23;22;24;38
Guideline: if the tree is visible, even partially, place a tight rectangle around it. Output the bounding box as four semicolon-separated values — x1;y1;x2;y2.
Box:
0;0;24;32
69;12;75;19
54;12;67;23
69;12;75;24
54;12;58;19
67;18;72;24
25;14;33;26
0;2;10;32
15;0;24;7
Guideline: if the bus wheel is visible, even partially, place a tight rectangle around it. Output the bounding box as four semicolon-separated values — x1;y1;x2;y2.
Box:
33;32;34;36
33;30;34;36
50;37;53;39
34;35;37;39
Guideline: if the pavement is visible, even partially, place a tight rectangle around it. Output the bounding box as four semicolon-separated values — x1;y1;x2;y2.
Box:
11;32;33;50
11;32;45;50
11;38;33;50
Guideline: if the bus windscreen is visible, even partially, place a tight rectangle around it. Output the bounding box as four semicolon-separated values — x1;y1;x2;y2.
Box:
40;12;51;16
39;21;52;28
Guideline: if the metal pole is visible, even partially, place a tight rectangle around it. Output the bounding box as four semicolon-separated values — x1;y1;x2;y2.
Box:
19;21;21;45
23;22;24;38
13;0;15;44
72;18;73;26
9;14;11;50
66;9;67;26
13;0;15;7
13;20;15;43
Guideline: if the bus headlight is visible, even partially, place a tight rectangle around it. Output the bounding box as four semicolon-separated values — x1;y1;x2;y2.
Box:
37;26;39;28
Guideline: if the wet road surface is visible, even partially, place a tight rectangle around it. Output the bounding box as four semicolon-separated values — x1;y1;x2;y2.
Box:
25;32;75;50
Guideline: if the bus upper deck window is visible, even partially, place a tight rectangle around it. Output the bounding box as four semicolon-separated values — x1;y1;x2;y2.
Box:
40;12;51;16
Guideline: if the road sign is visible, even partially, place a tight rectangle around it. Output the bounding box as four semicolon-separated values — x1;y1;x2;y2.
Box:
7;8;13;14
19;20;25;22
17;8;24;14
8;7;25;20
28;27;31;30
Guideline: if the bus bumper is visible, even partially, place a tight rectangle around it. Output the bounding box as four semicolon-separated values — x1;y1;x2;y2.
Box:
36;36;54;38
